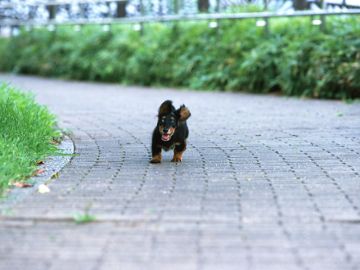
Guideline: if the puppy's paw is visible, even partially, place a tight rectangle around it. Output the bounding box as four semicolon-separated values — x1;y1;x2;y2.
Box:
150;155;162;164
172;151;183;163
171;157;182;163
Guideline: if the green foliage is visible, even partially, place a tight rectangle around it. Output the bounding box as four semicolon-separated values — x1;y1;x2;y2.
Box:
73;212;97;224
0;84;60;194
227;37;283;93
308;19;360;99
0;16;359;98
73;204;96;224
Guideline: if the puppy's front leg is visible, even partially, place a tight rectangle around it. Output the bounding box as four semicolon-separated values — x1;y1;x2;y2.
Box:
172;141;186;162
151;144;162;163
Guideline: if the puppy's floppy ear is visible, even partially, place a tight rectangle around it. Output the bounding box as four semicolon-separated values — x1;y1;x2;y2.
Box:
158;100;174;116
176;105;191;121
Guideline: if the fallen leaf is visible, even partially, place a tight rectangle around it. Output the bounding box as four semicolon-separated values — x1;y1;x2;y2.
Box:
38;184;50;194
51;172;59;179
13;182;33;188
50;139;60;145
32;169;45;176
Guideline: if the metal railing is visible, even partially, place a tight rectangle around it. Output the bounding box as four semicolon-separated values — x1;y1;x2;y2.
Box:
0;0;127;8
1;9;360;26
0;0;359;36
0;0;330;23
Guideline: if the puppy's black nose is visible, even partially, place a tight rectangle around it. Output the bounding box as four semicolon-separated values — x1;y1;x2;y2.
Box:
163;128;169;133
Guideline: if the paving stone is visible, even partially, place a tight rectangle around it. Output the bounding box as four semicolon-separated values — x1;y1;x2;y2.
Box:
0;74;360;270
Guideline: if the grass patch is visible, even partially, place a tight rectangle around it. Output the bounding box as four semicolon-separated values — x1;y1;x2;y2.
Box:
73;203;96;224
0;83;60;195
73;213;97;224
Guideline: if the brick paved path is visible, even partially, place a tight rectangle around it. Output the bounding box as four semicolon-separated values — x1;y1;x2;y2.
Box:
1;74;360;270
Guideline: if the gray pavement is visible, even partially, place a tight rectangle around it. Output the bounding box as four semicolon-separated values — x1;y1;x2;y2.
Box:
0;74;360;270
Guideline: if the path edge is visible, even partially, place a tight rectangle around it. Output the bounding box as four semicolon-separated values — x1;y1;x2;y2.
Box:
0;135;74;212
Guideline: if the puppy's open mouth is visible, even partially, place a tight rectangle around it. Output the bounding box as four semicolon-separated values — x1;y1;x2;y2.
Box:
161;133;172;141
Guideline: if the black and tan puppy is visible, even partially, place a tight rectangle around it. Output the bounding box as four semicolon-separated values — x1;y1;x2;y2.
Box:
150;100;191;163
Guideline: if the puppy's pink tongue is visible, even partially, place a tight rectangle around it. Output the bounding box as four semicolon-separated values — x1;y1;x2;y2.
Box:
162;134;170;141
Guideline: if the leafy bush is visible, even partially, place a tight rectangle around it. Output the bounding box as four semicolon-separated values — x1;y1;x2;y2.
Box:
308;19;360;98
227;37;283;93
0;16;359;98
0;84;60;194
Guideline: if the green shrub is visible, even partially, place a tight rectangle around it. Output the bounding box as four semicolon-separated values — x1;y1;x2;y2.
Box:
278;33;321;97
227;37;283;93
0;84;60;194
0;16;359;98
309;19;360;98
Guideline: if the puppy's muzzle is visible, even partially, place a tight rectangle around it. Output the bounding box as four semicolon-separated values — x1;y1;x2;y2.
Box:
161;128;174;141
161;132;172;141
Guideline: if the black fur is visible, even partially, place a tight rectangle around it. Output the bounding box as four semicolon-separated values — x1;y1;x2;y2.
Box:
150;100;191;163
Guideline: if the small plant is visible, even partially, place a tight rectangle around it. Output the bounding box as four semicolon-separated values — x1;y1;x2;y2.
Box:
73;203;96;224
336;112;343;117
73;212;97;224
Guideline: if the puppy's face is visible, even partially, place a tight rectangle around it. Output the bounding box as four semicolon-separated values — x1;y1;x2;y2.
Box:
159;114;177;142
156;100;191;142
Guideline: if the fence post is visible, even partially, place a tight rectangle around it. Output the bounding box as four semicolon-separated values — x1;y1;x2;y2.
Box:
139;0;145;15
116;1;127;17
320;0;326;32
174;0;179;14
264;18;270;35
293;0;309;10
320;14;326;32
138;0;145;35
263;0;269;35
198;0;209;13
46;3;56;20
